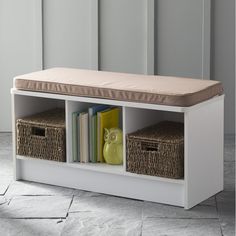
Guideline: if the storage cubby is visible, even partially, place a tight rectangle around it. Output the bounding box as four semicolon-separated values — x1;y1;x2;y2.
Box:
123;107;184;179
12;89;224;209
13;95;66;161
123;107;184;134
66;100;96;164
13;94;65;121
65;100;124;173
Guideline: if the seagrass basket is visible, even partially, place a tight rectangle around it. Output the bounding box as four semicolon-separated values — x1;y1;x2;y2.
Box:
16;108;66;162
126;121;184;179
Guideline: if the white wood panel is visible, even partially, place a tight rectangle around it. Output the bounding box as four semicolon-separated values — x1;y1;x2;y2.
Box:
0;0;42;131
17;155;184;185
124;107;164;135
18;159;185;207
184;96;224;209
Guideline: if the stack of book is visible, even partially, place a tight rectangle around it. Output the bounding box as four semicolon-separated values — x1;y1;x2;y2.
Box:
72;105;121;163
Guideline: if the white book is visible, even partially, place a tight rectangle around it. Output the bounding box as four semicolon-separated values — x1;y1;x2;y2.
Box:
72;111;79;162
79;113;83;163
80;112;89;163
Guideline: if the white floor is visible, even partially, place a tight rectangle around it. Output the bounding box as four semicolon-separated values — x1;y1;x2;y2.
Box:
0;133;235;236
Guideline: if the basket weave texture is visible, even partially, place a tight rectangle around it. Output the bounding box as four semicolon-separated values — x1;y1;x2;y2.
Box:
16;108;66;162
126;121;184;179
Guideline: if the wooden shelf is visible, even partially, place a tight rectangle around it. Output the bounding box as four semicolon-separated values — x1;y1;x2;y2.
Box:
13;90;224;209
16;155;184;184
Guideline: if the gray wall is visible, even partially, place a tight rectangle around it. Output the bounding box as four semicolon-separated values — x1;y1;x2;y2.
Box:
43;0;92;69
0;0;42;131
155;0;235;134
0;0;235;134
212;0;235;134
155;0;204;79
99;0;147;74
43;0;149;75
35;0;211;78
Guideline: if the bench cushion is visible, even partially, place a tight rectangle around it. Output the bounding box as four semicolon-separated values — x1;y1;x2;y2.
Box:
14;68;223;107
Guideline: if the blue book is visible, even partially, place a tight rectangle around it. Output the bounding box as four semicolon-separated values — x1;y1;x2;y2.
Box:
88;105;110;162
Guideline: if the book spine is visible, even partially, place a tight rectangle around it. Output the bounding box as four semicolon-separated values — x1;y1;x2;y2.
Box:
97;112;101;162
79;114;83;162
91;115;97;163
72;112;78;162
84;113;89;163
88;108;93;162
77;115;80;162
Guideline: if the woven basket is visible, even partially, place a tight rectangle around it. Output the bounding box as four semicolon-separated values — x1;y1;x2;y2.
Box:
16;108;66;162
126;121;184;179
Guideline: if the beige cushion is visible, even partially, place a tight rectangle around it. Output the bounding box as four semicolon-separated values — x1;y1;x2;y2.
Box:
14;68;223;107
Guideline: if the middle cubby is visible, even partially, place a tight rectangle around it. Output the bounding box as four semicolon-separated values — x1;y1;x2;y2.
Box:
66;100;123;167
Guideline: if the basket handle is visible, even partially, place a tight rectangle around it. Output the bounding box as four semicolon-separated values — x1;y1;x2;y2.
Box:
141;142;159;152
31;126;46;137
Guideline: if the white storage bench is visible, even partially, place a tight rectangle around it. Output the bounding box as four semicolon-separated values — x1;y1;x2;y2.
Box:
11;68;224;209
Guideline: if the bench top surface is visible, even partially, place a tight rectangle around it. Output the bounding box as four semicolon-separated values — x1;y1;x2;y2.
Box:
14;68;223;107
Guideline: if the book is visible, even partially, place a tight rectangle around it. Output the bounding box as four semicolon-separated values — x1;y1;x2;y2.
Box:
79;113;83;162
77;114;80;162
88;105;110;162
80;112;89;163
91;114;97;163
97;107;120;162
72;111;79;162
